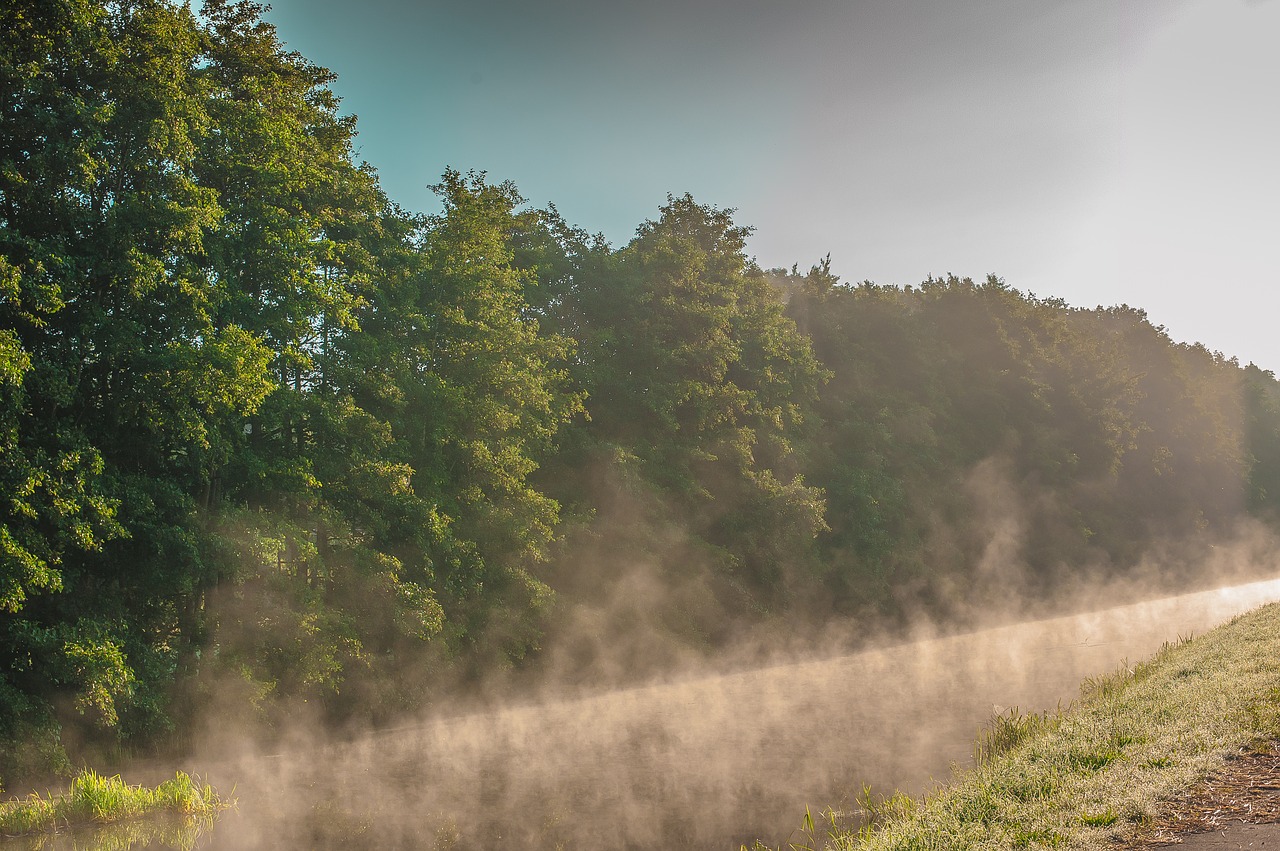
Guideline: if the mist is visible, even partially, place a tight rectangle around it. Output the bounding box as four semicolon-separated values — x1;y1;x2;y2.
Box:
149;562;1280;850
8;7;1280;850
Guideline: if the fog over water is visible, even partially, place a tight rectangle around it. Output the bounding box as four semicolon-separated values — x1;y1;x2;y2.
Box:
161;575;1280;850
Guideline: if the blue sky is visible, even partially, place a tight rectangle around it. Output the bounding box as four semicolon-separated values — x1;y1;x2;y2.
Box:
262;0;1280;370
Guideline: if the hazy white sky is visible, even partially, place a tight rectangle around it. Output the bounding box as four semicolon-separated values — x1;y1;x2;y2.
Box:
262;0;1280;370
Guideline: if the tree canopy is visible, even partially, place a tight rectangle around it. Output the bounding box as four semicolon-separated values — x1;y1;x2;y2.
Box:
3;0;1278;786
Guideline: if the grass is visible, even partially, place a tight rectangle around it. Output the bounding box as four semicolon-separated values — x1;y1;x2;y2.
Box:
0;769;229;838
767;600;1280;851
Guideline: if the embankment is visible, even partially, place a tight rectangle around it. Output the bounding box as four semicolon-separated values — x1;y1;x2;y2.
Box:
826;599;1280;850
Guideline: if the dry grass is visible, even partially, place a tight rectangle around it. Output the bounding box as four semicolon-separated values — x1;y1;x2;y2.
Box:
1117;739;1280;846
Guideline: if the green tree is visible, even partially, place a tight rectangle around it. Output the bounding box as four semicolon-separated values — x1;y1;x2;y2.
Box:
351;170;584;667
564;196;828;611
0;0;279;754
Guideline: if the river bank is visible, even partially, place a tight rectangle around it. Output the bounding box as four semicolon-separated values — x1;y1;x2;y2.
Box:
810;599;1280;850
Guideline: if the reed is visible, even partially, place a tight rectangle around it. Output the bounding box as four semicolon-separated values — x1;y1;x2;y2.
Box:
0;770;228;837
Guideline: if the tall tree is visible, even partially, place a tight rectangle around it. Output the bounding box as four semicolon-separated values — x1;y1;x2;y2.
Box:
567;196;829;611
349;170;584;667
0;0;277;754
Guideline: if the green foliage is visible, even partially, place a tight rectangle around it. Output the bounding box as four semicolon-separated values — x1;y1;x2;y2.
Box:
779;269;1262;619
411;170;584;571
539;194;829;625
0;769;227;835
0;707;71;793
974;707;1060;766
5;0;1280;790
1242;364;1280;517
1078;808;1119;827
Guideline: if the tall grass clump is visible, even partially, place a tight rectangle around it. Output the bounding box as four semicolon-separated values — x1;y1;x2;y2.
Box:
0;770;229;837
770;600;1280;850
973;707;1061;766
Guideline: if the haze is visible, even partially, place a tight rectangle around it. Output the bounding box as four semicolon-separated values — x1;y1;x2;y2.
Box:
172;573;1280;849
261;0;1280;371
6;3;1280;848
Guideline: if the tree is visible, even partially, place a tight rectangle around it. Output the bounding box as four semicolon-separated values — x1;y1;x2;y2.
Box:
565;195;828;610
349;170;584;666
0;0;280;752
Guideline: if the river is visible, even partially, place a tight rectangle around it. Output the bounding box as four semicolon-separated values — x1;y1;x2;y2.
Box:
10;576;1280;850
185;576;1280;849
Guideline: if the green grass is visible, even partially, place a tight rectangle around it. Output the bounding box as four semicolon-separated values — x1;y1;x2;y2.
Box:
772;600;1280;851
0;769;229;837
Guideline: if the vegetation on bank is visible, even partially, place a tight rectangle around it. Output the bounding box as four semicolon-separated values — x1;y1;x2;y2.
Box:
0;770;226;838
6;0;1280;787
768;600;1280;850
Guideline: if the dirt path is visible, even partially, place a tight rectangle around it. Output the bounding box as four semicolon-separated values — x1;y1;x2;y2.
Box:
1118;740;1280;849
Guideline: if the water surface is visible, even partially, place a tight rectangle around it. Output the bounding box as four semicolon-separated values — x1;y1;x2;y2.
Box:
90;578;1280;848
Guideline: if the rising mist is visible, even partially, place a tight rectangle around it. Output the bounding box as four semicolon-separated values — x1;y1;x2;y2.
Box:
167;568;1280;850
5;6;1280;851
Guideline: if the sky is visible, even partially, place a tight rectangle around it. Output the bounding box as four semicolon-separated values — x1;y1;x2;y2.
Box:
260;0;1280;370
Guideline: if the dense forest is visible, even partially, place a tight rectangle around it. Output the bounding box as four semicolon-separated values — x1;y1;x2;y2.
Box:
4;0;1280;786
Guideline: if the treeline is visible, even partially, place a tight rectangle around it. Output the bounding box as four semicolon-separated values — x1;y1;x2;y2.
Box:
3;0;1280;782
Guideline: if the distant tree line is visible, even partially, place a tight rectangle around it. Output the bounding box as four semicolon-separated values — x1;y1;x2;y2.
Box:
4;0;1280;783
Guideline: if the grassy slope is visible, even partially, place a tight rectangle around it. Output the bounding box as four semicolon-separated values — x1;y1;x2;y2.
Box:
802;601;1280;850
